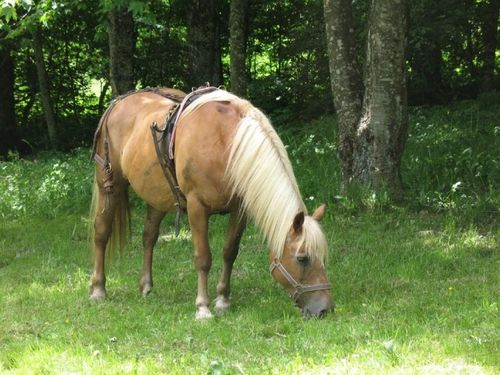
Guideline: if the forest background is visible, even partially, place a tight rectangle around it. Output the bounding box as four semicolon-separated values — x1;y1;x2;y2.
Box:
0;0;498;154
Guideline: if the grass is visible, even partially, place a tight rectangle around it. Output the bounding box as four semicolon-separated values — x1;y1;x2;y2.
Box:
0;98;499;373
1;212;497;373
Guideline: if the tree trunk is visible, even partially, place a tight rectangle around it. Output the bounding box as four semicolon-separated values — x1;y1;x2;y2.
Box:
479;0;499;93
324;0;409;199
356;0;408;198
323;0;363;187
186;0;222;88
229;0;249;96
32;26;58;149
98;81;110;114
0;40;19;156
108;6;136;96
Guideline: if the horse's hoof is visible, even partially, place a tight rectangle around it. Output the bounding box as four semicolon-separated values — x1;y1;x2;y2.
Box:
214;296;231;314
196;307;214;320
89;288;107;301
140;283;152;297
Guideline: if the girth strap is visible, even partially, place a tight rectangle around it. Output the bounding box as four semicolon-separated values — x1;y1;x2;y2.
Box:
150;85;220;236
151;119;186;236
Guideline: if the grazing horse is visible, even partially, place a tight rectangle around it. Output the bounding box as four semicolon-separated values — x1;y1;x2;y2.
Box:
89;87;333;319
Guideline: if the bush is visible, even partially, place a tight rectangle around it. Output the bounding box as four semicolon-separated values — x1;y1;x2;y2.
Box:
0;148;93;219
403;99;499;221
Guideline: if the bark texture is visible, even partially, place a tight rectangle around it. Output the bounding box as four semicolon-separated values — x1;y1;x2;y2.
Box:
324;0;408;199
108;7;136;96
323;0;363;185
229;0;249;96
32;26;58;149
0;41;18;156
186;0;222;88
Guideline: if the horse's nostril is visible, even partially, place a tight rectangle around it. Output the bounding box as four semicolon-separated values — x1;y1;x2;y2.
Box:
301;307;328;319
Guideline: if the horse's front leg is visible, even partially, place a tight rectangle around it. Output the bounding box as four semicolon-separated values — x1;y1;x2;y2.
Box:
187;197;213;320
215;211;246;314
139;205;166;296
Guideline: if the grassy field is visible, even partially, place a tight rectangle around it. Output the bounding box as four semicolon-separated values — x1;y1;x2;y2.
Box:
0;99;498;373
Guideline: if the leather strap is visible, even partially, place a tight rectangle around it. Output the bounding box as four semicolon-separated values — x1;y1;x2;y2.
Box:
270;258;331;303
151;121;186;237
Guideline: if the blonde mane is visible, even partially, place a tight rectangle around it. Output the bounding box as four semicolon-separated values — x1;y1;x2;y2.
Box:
180;89;327;263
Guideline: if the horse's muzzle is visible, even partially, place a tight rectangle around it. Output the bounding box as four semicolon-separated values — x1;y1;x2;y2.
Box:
301;294;334;319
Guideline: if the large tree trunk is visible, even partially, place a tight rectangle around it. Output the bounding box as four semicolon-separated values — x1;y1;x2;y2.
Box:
0;40;19;156
186;0;222;88
108;6;136;96
324;0;409;199
229;0;249;96
356;0;408;198
32;26;58;149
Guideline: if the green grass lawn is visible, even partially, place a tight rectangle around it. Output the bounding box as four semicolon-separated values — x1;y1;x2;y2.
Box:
0;209;497;374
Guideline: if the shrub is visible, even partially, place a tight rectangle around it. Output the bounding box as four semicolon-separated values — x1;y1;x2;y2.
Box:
0;148;93;219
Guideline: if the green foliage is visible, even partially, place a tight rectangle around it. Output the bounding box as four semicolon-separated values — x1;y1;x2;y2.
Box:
0;148;93;219
2;0;498;153
403;98;499;222
7;0;106;150
247;0;333;120
408;0;499;103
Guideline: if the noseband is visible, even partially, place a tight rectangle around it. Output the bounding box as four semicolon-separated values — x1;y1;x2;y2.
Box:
269;258;331;303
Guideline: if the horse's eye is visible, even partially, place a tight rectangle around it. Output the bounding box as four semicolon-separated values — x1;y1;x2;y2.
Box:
296;255;310;265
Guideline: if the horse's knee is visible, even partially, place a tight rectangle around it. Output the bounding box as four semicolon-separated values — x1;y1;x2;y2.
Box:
195;251;212;272
223;246;239;264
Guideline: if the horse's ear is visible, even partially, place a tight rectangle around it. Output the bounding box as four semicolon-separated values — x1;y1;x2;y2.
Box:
312;204;326;222
293;211;305;233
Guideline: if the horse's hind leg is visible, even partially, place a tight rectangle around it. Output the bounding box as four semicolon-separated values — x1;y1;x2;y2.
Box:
89;189;119;300
215;211;246;314
139;205;165;296
187;197;213;320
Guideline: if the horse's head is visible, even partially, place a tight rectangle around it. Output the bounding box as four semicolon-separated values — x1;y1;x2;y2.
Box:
270;204;333;318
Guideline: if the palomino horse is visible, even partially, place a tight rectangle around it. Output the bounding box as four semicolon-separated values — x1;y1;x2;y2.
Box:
89;87;333;319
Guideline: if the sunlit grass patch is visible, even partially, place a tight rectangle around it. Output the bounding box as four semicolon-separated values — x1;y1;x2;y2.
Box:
1;210;498;373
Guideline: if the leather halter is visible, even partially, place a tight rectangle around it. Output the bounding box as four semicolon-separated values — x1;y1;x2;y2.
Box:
269;258;331;303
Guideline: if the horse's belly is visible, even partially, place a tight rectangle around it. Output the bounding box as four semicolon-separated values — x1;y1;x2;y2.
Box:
123;145;177;212
129;166;177;212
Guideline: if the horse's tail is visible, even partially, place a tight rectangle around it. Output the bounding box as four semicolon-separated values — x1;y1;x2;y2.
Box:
88;173;130;260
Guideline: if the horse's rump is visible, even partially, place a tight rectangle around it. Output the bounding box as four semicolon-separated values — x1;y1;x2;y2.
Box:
91;87;186;161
